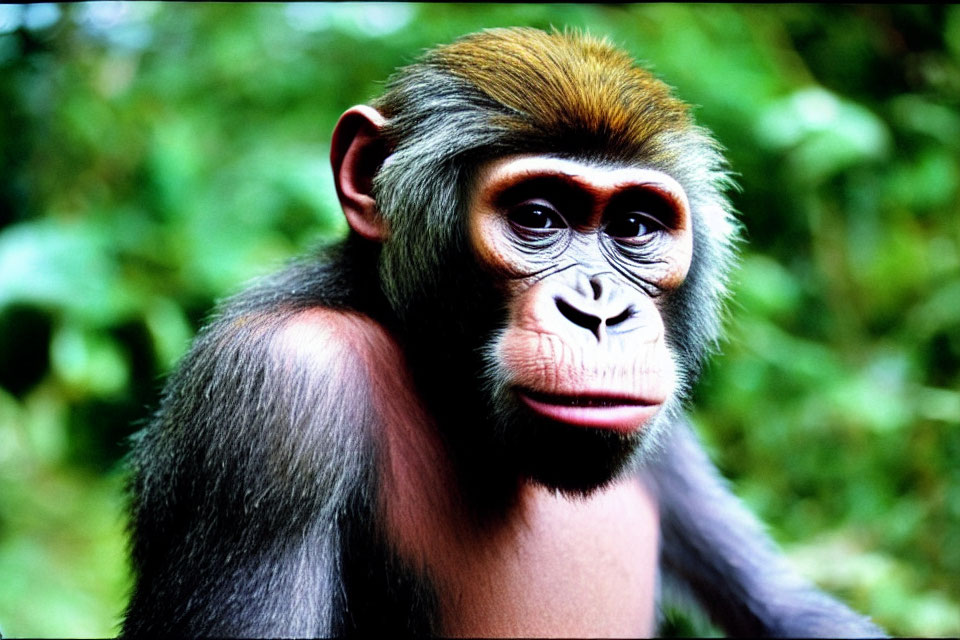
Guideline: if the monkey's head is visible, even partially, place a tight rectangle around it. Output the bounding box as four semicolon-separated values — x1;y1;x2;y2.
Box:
332;28;738;493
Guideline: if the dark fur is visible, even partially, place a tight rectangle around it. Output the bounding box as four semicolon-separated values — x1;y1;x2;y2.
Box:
651;421;883;636
123;28;884;637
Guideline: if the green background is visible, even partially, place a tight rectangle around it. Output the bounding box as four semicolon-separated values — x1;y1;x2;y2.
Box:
0;3;958;636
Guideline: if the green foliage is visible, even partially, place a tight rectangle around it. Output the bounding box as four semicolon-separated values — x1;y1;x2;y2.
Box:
0;3;957;636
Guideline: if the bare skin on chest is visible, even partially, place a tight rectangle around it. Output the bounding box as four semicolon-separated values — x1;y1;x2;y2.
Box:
359;319;659;637
430;479;660;637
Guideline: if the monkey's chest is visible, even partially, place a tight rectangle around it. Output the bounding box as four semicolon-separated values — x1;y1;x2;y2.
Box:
419;479;660;637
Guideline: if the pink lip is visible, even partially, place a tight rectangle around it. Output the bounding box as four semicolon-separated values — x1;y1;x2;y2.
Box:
516;390;661;433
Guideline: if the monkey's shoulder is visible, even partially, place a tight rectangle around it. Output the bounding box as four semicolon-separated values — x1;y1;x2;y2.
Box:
157;304;404;438
187;302;399;377
266;306;408;377
147;306;390;494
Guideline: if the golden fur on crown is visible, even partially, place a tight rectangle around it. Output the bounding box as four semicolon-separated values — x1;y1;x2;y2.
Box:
426;28;692;148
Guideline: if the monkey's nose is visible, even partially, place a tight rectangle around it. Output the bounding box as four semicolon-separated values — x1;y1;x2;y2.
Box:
554;295;634;341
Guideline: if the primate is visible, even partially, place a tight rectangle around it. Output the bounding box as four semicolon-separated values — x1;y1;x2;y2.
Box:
122;28;884;637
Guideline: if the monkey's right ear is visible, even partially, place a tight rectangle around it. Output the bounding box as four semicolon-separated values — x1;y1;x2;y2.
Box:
330;105;390;242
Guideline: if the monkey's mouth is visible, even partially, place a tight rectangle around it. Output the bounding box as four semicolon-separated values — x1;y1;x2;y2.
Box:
515;389;660;433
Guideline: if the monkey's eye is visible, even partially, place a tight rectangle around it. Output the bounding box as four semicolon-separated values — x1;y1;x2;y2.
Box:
507;200;567;231
605;213;662;239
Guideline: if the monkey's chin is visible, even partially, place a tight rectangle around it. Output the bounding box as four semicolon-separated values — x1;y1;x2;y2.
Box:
493;402;648;496
516;389;661;434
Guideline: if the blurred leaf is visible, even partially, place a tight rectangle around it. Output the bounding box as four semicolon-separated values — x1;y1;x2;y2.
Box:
757;87;891;183
0;221;139;325
885;148;959;212
50;323;129;398
142;297;193;372
735;254;804;319
889;94;960;149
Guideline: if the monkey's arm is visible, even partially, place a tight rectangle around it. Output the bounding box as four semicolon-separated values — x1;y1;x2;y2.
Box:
651;420;886;638
122;305;372;638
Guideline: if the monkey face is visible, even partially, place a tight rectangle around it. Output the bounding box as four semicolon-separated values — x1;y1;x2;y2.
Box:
470;155;692;433
465;155;695;490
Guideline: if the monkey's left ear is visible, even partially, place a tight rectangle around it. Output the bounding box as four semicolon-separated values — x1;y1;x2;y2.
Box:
330;105;390;242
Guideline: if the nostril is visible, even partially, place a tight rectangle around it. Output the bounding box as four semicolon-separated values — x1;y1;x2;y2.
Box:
555;297;601;335
606;306;633;327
